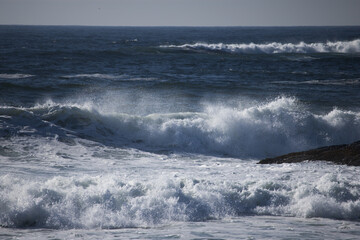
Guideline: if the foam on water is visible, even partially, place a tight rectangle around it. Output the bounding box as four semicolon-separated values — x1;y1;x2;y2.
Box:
160;39;360;54
2;95;360;229
1;96;360;158
2;26;360;238
0;163;359;229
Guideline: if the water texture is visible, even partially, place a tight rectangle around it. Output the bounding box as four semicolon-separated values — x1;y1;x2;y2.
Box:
1;26;360;239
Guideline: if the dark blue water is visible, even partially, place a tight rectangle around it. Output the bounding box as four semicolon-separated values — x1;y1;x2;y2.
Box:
1;26;360;110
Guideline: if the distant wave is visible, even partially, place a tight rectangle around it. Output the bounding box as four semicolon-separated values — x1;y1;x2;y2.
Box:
160;39;360;54
2;96;360;159
61;73;158;81
61;73;124;79
0;73;34;79
273;78;360;86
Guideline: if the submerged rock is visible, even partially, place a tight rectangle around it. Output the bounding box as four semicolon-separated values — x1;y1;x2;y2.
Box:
258;141;360;166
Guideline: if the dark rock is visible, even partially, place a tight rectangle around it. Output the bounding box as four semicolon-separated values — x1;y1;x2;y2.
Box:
258;141;360;166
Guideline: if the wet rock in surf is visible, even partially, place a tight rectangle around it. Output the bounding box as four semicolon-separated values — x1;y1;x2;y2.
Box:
258;141;360;166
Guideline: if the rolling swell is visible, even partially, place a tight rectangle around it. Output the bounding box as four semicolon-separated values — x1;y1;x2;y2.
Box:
160;39;360;54
2;96;360;158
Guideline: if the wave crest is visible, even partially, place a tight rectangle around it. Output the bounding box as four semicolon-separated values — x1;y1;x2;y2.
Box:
2;97;360;158
160;39;360;54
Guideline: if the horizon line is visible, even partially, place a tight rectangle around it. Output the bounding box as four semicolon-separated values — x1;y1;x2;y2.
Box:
1;24;360;28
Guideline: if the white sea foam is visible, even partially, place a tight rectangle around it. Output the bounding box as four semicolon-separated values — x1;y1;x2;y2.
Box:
160;39;360;54
0;73;34;79
4;96;360;159
0;163;359;229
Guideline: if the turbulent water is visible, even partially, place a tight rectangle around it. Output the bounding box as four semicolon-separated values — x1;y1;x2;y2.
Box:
1;26;360;239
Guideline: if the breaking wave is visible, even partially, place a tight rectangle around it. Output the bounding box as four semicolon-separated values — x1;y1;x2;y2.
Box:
0;171;359;229
1;96;360;158
1;98;360;229
160;39;360;54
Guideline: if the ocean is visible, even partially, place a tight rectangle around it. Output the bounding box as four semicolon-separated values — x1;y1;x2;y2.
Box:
1;26;360;239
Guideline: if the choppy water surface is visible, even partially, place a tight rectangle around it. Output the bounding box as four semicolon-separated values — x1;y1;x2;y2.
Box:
1;26;360;239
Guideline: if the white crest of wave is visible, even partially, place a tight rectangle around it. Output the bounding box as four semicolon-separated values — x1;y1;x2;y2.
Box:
161;39;360;54
28;96;360;159
200;97;360;157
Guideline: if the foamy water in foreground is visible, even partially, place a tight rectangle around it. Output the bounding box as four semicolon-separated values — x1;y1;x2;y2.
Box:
1;216;360;239
1;145;360;238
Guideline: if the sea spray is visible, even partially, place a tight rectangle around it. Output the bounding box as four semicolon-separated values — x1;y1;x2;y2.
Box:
1;96;360;158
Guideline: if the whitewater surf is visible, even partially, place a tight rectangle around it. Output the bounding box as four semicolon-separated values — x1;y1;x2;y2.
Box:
1;26;360;239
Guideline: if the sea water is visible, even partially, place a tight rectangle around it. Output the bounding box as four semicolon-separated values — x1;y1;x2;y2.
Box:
1;26;360;239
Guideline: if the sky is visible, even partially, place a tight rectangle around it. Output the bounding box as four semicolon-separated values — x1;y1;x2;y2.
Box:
0;0;360;26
